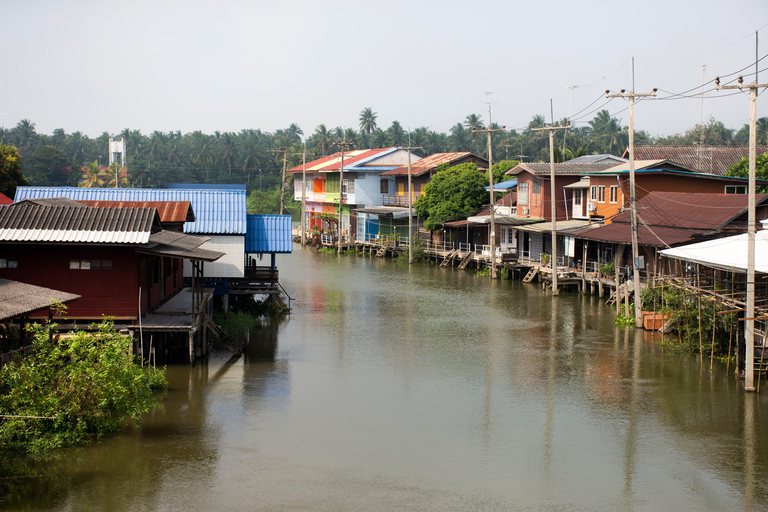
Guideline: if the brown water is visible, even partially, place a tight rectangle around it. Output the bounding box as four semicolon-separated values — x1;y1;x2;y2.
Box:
3;246;768;511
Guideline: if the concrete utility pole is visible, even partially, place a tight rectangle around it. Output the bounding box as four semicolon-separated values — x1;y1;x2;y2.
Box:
332;136;355;255
531;119;569;295
715;74;768;392
473;105;505;279
298;135;307;246
605;88;657;323
267;148;289;214
401;134;422;265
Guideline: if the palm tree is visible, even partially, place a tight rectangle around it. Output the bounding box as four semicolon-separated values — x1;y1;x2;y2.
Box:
220;132;238;178
529;115;546;129
194;142;214;182
359;107;378;148
104;162;129;188
464;114;485;155
314;125;332;155
388;121;406;147
78;160;108;187
449;123;470;152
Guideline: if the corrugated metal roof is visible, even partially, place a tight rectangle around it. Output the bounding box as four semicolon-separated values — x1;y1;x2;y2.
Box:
78;200;195;223
622;146;768;176
610;192;768;231
578;223;701;247
14;187;245;235
287;148;403;173
139;231;224;262
245;214;292;253
506;162;617;177
0;202;157;244
0;279;81;321
381;152;488;176
567;154;627;164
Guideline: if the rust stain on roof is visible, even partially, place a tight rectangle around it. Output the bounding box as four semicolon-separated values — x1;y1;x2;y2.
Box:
77;200;195;223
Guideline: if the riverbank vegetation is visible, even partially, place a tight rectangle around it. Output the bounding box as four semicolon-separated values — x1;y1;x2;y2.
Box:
0;320;167;453
640;285;737;356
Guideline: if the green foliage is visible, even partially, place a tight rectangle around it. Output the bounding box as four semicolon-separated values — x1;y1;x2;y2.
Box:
727;153;768;193
0;144;28;198
476;266;490;276
599;262;614;276
414;163;487;230
0;320;166;453
613;313;636;327
499;267;510;279
491;160;518;184
26;145;70;186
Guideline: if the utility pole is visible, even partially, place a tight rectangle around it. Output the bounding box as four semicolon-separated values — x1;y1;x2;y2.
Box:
298;135;307;246
267;148;289;214
715;74;768;392
531;112;569;295
605;87;657;323
401;134;422;265
473;105;505;279
332;136;355;255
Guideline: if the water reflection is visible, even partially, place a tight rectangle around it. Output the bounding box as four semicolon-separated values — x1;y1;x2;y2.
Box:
3;247;768;510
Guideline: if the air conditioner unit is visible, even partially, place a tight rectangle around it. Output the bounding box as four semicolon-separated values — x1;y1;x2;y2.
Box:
522;207;529;215
587;202;597;212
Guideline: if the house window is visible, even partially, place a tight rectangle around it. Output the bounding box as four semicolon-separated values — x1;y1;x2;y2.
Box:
69;259;112;270
518;183;529;205
5;259;17;269
574;189;582;206
347;176;355;194
532;177;541;195
380;179;389;194
609;185;618;203
341;179;348;194
725;185;747;194
590;185;597;201
598;186;606;203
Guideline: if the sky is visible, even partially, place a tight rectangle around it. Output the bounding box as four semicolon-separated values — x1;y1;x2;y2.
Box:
2;0;768;140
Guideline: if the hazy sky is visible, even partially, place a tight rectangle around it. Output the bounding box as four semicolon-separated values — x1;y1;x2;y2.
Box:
2;0;767;140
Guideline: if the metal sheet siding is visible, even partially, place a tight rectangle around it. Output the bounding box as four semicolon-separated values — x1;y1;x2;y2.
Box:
183;236;245;278
14;187;246;235
246;214;293;253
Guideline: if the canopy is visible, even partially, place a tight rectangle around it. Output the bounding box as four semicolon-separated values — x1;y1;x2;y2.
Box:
485;179;517;191
659;230;768;273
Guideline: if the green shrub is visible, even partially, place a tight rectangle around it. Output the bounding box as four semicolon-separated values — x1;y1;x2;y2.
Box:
0;320;166;453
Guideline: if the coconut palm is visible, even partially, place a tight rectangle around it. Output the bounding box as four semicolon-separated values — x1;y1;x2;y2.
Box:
220;132;238;178
194;142;214;182
449;123;470;152
388;121;406;147
78;160;108;188
104;163;129;188
314;125;332;155
359;107;378;148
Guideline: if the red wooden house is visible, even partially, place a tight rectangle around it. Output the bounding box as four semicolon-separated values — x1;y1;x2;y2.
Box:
0;199;222;322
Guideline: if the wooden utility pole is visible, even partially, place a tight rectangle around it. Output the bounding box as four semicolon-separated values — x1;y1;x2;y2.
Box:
605;87;657;321
267;148;289;214
715;73;768;392
473;105;505;279
332;137;355;255
401;135;422;265
531;114;569;295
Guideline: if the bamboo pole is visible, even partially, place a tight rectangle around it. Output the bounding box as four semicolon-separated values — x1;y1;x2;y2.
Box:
697;266;703;362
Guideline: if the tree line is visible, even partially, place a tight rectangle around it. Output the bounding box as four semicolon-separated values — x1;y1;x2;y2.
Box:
1;110;766;195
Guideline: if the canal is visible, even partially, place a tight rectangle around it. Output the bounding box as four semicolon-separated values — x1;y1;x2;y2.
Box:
3;246;768;511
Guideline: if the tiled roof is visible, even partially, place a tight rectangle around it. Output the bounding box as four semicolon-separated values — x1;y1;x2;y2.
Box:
0;279;81;321
0;202;158;244
78;200;195;223
622;146;768;176
381;152;488;176
14;186;245;235
506;162;616;176
246;214;292;254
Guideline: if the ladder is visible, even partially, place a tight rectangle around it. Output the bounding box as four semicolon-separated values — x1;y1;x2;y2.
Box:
458;251;474;270
522;267;538;283
376;245;388;257
440;249;457;267
202;314;242;355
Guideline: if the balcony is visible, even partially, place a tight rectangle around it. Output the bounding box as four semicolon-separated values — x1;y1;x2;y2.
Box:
382;194;421;207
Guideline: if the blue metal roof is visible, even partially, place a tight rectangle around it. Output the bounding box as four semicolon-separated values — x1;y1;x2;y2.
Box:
14;186;246;235
246;215;293;254
486;179;517;191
